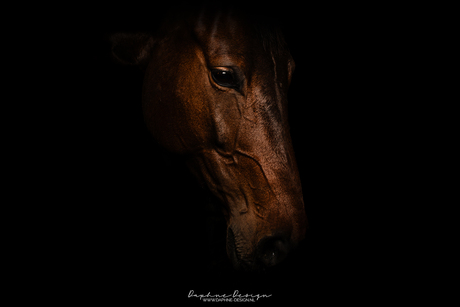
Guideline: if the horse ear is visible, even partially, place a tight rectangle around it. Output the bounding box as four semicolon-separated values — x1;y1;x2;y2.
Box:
110;32;156;66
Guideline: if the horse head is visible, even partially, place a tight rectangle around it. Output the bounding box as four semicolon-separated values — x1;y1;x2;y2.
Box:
111;5;307;271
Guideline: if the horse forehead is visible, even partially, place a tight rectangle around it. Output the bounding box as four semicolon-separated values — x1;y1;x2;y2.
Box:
193;11;254;59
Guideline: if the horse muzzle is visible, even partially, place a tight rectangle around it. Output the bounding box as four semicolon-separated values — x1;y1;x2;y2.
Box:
188;148;307;271
226;224;296;271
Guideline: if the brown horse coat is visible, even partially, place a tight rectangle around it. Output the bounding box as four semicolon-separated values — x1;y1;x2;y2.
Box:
112;4;307;271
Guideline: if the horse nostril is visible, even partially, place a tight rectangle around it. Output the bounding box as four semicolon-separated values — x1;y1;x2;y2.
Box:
257;234;290;267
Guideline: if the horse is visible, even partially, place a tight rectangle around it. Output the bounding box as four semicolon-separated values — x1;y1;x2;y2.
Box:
111;4;307;271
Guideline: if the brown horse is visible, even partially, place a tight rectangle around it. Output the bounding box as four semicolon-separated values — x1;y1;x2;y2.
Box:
111;4;307;271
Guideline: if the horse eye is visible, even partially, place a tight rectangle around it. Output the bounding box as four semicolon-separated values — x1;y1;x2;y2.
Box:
211;69;239;88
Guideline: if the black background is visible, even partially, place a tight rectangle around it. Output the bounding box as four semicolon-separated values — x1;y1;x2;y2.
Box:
66;1;410;304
